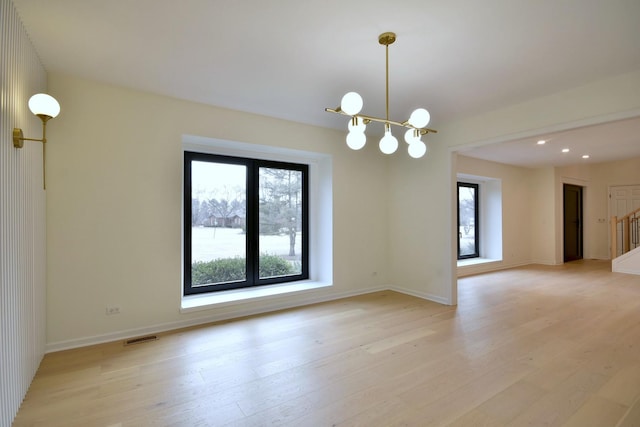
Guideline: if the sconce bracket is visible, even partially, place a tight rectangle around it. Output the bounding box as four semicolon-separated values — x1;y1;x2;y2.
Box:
13;128;24;148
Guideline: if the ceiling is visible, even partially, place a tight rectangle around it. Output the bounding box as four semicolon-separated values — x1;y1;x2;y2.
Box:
459;115;640;168
13;0;640;167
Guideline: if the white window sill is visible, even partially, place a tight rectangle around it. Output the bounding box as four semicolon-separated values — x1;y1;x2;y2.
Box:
457;257;501;268
181;280;332;313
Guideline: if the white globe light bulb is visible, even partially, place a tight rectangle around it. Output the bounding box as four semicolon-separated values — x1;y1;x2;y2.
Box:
347;118;366;133
346;131;366;150
408;140;427;158
379;130;398;155
404;128;419;144
408;108;430;128
28;93;60;118
340;92;363;116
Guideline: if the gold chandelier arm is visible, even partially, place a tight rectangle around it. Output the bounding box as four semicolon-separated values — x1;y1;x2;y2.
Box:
325;108;438;134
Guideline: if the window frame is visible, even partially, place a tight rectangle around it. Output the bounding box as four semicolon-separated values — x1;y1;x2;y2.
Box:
184;151;309;295
457;181;480;260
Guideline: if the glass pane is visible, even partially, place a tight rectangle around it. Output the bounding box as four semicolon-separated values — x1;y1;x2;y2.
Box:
459;185;476;257
190;161;246;286
259;167;303;279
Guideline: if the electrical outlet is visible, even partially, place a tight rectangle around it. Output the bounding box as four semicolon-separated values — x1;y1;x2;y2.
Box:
105;306;121;315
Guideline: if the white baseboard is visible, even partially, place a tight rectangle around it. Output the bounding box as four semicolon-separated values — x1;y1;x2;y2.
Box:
457;260;533;277
46;285;393;353
612;267;640;275
388;285;451;306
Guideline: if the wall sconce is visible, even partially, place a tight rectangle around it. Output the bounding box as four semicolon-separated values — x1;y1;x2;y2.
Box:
13;93;60;189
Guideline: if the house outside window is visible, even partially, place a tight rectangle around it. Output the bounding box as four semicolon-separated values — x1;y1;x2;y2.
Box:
184;151;309;295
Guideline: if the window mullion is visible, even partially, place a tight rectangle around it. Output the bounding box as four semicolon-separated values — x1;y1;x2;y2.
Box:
246;160;259;286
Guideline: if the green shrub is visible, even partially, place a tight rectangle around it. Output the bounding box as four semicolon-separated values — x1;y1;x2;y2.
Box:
192;257;245;285
259;254;296;278
191;254;295;285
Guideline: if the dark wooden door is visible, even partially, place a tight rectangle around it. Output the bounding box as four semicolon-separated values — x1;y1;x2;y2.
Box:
563;184;583;262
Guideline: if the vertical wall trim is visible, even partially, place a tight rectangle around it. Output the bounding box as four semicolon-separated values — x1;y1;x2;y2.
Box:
0;0;47;425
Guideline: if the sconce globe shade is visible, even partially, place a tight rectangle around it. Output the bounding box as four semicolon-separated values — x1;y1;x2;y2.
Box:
341;92;363;116
346;131;366;150
347;118;366;133
404;128;420;144
408;108;430;128
379;132;398;154
28;93;60;118
408;140;427;158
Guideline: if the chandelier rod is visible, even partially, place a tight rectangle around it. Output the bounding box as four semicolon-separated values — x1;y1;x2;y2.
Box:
385;35;390;121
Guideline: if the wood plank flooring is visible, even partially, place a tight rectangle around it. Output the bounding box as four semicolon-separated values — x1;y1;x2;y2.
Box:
12;260;640;426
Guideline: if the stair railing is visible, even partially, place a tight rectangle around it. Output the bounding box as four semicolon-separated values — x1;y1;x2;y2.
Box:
611;207;640;259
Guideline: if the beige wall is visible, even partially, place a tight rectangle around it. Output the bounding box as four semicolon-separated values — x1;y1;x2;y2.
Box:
530;167;557;264
46;73;390;348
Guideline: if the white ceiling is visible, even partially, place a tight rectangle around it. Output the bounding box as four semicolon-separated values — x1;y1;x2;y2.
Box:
13;0;640;167
459;115;640;168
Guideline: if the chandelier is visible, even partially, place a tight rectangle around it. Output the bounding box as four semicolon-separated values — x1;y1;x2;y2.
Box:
325;32;437;158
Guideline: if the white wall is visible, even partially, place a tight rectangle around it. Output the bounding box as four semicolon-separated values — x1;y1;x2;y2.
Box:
45;68;640;347
0;0;48;425
46;73;391;349
530;167;557;264
456;155;538;275
387;140;453;304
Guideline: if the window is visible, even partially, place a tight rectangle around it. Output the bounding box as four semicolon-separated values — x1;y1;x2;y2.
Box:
457;182;479;259
184;151;308;295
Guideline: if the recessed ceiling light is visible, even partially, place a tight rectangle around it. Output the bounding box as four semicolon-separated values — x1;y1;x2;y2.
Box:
582;154;590;159
537;140;546;145
562;148;570;153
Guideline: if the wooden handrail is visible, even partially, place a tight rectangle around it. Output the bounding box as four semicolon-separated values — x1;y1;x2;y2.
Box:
618;206;640;222
611;207;640;259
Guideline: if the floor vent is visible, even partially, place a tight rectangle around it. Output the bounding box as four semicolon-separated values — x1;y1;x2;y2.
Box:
124;335;158;346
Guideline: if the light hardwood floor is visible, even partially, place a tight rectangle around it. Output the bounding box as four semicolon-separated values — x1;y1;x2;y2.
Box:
13;260;640;426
